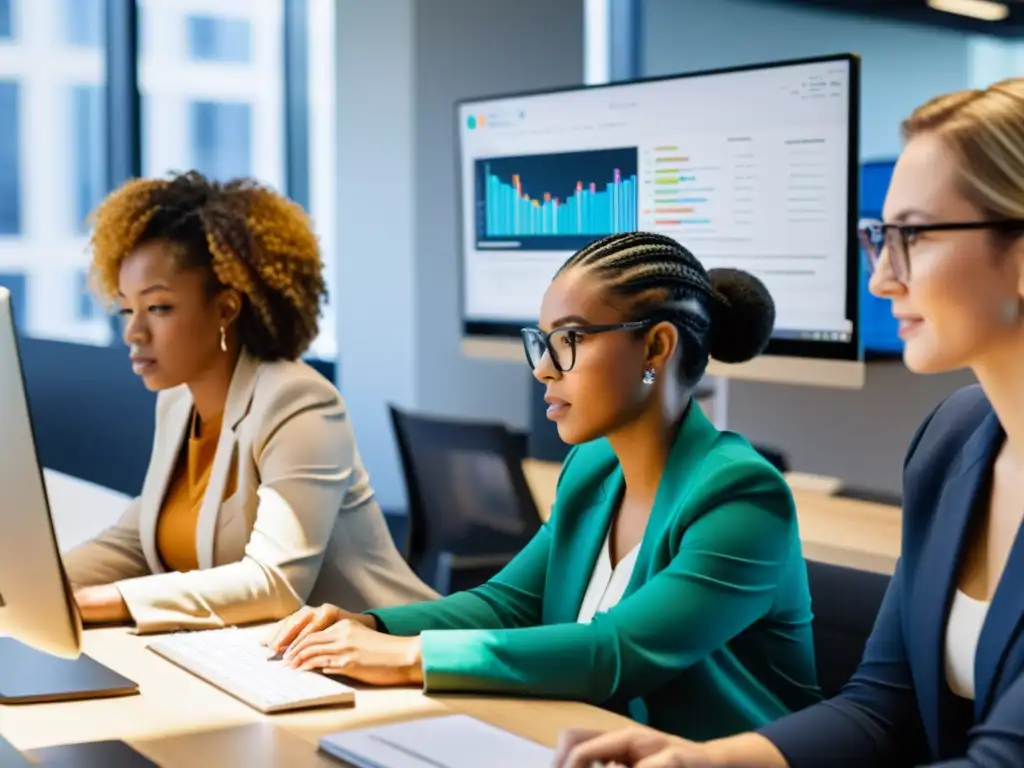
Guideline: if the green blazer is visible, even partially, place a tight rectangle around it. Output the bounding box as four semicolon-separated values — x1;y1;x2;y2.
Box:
370;402;822;740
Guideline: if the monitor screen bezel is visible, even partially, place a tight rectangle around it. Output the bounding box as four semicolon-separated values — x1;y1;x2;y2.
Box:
455;52;862;363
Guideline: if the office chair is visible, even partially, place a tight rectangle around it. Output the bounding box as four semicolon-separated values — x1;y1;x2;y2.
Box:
805;559;891;698
388;405;542;594
18;337;155;495
753;444;790;474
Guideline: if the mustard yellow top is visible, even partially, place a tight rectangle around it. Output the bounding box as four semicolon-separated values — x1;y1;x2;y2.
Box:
156;410;231;573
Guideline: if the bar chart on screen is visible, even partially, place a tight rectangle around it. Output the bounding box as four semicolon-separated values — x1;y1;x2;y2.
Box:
637;133;834;247
641;144;716;230
637;139;758;240
474;147;639;251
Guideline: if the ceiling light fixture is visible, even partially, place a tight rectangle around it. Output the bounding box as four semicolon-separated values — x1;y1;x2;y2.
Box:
927;0;1011;21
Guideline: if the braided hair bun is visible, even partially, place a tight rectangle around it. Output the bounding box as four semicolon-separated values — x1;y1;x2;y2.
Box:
558;231;776;385
707;268;775;363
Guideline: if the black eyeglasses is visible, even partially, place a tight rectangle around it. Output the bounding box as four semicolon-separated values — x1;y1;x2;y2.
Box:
521;321;651;372
858;217;1024;283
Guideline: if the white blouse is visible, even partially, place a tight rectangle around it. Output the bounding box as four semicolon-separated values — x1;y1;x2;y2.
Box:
944;589;991;700
576;531;641;624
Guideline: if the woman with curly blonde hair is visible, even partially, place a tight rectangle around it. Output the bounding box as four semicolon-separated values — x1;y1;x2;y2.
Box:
63;171;436;634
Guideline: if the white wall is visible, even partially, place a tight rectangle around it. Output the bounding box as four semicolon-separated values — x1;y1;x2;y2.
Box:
335;0;419;511
643;0;987;494
968;36;1024;89
412;0;585;424
335;0;584;509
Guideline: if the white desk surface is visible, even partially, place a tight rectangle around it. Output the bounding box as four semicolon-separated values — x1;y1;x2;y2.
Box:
43;468;131;550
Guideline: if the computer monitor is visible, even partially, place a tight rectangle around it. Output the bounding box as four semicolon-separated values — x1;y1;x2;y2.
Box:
0;286;82;660
457;53;864;388
0;287;151;764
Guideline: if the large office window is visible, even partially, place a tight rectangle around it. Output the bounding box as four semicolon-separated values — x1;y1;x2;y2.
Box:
0;0;13;40
189;100;252;180
72;85;106;231
65;0;104;47
0;81;20;235
139;1;283;187
75;269;104;321
187;15;251;62
0;0;110;344
1;0;336;361
0;272;26;328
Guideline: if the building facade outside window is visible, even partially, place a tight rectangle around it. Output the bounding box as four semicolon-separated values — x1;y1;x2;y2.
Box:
187;15;250;62
0;0;336;360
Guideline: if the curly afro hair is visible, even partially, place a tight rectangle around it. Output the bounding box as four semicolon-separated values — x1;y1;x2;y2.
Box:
89;171;327;361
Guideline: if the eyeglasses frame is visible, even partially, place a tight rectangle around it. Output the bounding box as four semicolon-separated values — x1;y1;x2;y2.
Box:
520;320;653;373
859;217;1024;282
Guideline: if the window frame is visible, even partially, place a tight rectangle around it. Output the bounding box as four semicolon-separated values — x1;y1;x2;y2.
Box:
0;0;15;41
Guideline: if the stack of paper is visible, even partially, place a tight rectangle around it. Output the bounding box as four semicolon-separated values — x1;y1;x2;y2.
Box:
318;714;554;768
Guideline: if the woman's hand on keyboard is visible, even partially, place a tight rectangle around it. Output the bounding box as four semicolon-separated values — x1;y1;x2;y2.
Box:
281;618;424;686
552;727;716;768
261;603;377;657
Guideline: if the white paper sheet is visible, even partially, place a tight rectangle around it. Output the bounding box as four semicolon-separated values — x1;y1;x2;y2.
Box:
318;714;554;768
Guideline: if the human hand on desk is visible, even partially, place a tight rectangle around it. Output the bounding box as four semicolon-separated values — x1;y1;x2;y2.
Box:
261;603;422;686
281;618;423;686
261;603;377;655
552;727;716;768
74;584;131;624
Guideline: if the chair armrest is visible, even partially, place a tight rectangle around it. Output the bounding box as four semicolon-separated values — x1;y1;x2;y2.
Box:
434;551;518;594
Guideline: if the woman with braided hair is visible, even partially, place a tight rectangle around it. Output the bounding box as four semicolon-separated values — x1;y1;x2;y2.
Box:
63;171;437;635
262;231;821;739
557;77;1024;768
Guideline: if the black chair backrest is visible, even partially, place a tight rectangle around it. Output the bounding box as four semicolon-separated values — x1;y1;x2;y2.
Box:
753;444;790;474
388;405;542;581
19;336;156;495
805;559;891;698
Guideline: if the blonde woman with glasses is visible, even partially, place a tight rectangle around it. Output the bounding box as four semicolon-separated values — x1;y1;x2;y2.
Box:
555;77;1024;768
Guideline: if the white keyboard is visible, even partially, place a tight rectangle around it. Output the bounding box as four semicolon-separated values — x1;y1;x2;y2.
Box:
148;626;356;714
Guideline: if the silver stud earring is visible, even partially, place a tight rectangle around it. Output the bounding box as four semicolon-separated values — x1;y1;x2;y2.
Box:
219;325;228;352
642;368;656;385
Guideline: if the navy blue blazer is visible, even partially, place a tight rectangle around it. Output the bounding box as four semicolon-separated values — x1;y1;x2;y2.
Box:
760;385;1024;767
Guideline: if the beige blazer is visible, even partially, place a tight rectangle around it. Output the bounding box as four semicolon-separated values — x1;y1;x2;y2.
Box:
63;351;438;634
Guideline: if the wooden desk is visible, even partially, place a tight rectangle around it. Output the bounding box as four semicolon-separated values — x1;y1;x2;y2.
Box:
9;464;898;763
1;627;633;766
1;470;633;765
522;459;901;576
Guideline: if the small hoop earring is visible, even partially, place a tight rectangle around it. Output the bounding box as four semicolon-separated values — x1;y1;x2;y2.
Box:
219;325;228;352
642;368;656;385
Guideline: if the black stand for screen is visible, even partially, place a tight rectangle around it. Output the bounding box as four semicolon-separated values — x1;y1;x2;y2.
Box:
1;735;159;767
25;740;159;766
0;639;156;766
0;638;138;705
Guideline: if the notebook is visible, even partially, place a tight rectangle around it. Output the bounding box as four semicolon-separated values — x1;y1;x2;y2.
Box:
318;714;554;768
